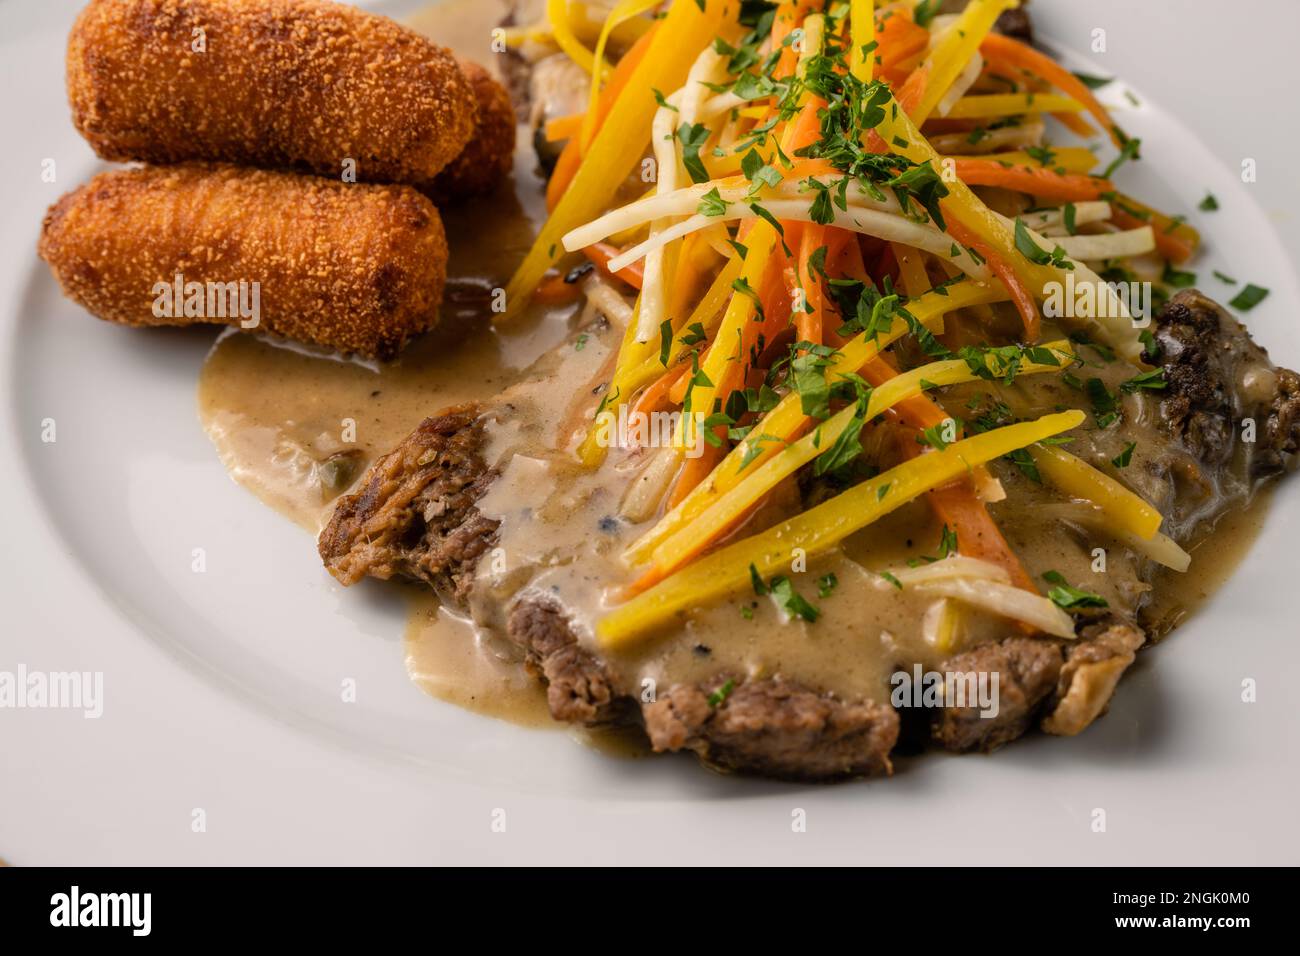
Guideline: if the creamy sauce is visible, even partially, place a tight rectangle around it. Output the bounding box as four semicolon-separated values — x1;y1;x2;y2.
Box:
405;590;553;726
197;0;1275;735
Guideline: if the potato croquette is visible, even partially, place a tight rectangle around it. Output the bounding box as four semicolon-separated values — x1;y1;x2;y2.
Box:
425;60;518;202
67;0;476;183
38;164;448;360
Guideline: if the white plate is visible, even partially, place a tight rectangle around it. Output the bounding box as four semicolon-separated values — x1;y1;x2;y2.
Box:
2;0;1298;865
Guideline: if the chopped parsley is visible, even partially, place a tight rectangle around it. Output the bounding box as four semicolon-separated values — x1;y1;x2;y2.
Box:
1161;261;1197;288
658;319;673;367
1229;283;1270;312
1120;368;1166;393
1062;201;1078;235
707;679;736;708
1072;71;1114;90
652;88;678;111
1014;219;1073;270
919;421;951;451
1007;448;1041;482
1101;134;1142;179
912;0;942;28
676;122;713;184
1086;377;1119;428
768;575;821;622
1042;570;1108;610
697;186;728;217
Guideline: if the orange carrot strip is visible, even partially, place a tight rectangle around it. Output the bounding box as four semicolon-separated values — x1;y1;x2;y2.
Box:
584;242;645;288
1052;110;1096;138
795;224;826;345
546;141;583;211
1111;203;1199;264
876;9;929;67
668;423;725;508
544;113;585;142
946;218;1040;341
771;1;819;81
633;362;691;417
545;25;659;210
532;272;584;305
924;477;1038;592
952;159;1113;202
861;355;1037;593
980;33;1128;148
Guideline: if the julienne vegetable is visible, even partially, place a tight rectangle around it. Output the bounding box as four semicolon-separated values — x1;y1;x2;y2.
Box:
505;0;1262;648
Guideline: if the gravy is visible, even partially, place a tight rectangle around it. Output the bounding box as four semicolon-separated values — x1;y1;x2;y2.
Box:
197;0;1273;734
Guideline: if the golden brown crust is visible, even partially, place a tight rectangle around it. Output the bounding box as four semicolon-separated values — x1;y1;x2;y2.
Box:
67;0;476;183
38;163;447;359
424;60;517;202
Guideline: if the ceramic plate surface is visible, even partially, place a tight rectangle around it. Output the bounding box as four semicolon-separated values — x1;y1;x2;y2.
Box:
2;0;1297;864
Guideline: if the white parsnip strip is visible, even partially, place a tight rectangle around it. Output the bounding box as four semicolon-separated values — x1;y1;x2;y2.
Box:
1051;227;1155;262
607;200;992;280
909;578;1077;638
1016;200;1111;234
563;176;909;251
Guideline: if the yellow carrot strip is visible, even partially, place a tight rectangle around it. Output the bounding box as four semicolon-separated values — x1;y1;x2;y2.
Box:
503;0;724;323
599;410;1086;647
547;0;610;79
581;0;666;151
622;255;744;402
850;0;876;81
910;0;1018;126
943;93;1082;120
508;4;653;47
1028;443;1163;541
674;226;778;450
945;146;1098;174
891;242;931;298
645;344;1075;578
625;279;1011;561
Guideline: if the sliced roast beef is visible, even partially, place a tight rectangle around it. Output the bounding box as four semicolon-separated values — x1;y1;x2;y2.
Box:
318;404;499;603
1154;288;1300;476
931;636;1063;752
644;676;899;780
1041;618;1145;736
930;291;1300;752
506;593;631;725
318;288;1297;777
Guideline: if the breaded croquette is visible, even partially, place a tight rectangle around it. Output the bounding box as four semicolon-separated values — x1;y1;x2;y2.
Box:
67;0;476;183
38;164;447;359
425;61;518;202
